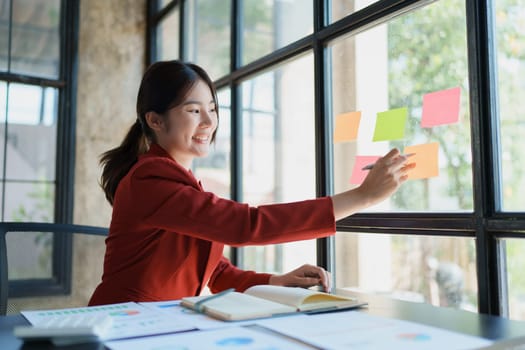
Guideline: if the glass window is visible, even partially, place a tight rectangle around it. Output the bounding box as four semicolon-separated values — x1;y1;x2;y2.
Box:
156;6;179;61
242;0;313;65
0;0;10;71
5;182;54;222
504;238;525;321
10;0;61;79
241;54;317;273
331;0;380;22
5;84;57;182
336;232;478;311
495;0;525;211
330;0;472;212
194;88;231;199
185;0;231;80
6;231;53;279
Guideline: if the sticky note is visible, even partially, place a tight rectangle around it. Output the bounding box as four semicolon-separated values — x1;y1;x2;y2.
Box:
334;111;362;143
403;142;439;180
350;155;381;185
421;87;461;127
372;107;408;141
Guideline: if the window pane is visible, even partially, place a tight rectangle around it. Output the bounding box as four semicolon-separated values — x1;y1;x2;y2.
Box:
11;0;61;79
186;0;230;80
242;0;313;65
156;6;179;61
0;82;6;179
331;0;380;22
194;88;231;199
0;0;9;71
504;239;525;321
6;231;53;279
241;54;316;273
5;84;57;181
495;1;525;211
159;0;173;9
336;232;478;311
330;0;472;212
4;182;55;222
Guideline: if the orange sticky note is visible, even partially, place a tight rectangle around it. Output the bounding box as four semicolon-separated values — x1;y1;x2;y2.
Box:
350;155;381;184
334;111;361;143
403;142;439;180
421;87;461;127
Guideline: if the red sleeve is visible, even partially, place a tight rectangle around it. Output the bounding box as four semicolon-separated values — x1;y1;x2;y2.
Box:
208;256;272;293
130;159;336;246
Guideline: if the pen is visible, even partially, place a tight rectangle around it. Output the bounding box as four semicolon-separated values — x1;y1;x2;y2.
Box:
193;288;235;313
361;153;416;171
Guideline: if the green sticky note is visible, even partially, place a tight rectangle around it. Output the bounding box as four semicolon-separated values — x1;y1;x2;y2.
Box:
373;107;408;141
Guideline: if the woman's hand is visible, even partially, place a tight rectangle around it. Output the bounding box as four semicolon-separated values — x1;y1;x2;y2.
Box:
331;148;415;220
268;264;331;292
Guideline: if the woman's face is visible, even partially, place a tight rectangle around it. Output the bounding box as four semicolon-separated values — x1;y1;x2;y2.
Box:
160;79;218;167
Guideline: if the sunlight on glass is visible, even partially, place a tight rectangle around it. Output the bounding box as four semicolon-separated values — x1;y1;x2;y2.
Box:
186;0;230;79
504;239;525;321
336;232;478;311
6;84;57;181
6;231;53;279
495;0;525;211
330;0;472;212
11;0;61;78
156;6;179;61
242;0;313;64
331;0;380;22
241;54;317;273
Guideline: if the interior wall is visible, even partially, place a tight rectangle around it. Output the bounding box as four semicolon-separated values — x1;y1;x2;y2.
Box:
8;0;146;312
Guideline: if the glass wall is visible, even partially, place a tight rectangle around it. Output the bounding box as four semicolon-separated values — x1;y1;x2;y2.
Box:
496;0;525;212
242;0;313;64
149;0;525;317
241;54;317;273
185;0;231;79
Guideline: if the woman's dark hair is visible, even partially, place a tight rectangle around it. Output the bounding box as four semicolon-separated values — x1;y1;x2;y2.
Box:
100;60;219;205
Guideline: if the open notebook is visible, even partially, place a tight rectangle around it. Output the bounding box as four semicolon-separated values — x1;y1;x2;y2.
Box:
181;285;366;321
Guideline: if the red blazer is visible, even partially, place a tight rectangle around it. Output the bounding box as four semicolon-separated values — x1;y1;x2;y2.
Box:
88;144;336;305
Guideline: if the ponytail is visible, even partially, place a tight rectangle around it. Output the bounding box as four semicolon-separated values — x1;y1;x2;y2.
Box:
100;120;148;205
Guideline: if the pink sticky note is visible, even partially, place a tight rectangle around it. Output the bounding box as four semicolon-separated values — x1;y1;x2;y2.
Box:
350;156;381;185
421;87;461;127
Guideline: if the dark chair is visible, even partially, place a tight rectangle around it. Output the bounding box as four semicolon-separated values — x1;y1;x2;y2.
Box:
0;222;108;315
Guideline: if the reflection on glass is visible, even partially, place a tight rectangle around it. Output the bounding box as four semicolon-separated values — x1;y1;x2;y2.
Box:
241;54;316;273
331;0;380;22
11;0;61;78
504;239;525;321
0;0;10;71
193;89;231;199
6;231;53;279
186;0;230;80
5;182;55;222
336;232;478;311
156;6;179;61
242;0;313;64
0;82;6;179
159;0;173;10
330;0;472;212
495;1;525;211
5;84;57;181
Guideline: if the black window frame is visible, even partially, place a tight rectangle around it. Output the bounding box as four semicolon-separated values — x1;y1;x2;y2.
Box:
147;0;525;317
2;0;79;298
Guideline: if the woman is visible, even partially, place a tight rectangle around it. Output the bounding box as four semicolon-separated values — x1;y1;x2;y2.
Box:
88;61;413;306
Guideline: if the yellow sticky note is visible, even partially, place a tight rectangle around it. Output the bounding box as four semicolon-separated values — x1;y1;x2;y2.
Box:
334;111;361;143
403;142;439;180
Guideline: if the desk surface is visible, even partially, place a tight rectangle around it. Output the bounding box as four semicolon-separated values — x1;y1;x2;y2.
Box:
2;292;525;350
